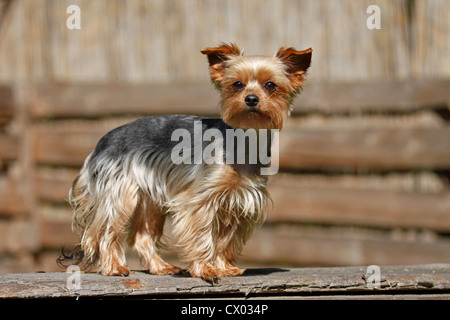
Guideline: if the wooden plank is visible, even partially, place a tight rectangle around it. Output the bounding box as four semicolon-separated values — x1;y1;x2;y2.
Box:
0;134;18;161
0;178;28;216
0;86;13;118
0;253;36;274
43;218;450;268
33;119;141;167
28;80;450;119
34;125;102;166
243;226;450;267
35;122;450;170
0;220;39;253
29;83;221;119
35;168;450;232
41;212;450;269
40;220;77;249
297;80;450;113
267;176;450;232
41;206;450;275
0;264;449;299
34;168;77;203
279;126;450;170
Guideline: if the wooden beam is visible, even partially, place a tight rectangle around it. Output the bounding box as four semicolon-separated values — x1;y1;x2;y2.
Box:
0;178;28;216
29;83;221;119
33;125;102;166
243;226;450;267
35;170;450;232
0;220;39;253
0;134;18;161
0;86;13;118
34;123;450;170
27;80;450;119
279;127;450;170
34;168;77;203
267;177;450;232
40;220;77;248
0;264;449;299
41;217;450;267
297;79;450;113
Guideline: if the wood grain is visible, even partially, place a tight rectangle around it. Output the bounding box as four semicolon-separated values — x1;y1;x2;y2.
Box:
0;264;449;299
0;178;28;216
279;127;450;170
0;134;18;161
243;226;450;267
268;176;450;231
27;80;450;119
35;170;450;232
33;122;450;170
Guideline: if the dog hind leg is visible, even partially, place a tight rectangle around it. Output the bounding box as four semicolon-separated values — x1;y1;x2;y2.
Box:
131;195;182;275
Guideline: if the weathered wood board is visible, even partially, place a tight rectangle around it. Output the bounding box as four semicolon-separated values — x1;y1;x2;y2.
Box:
33;124;450;169
0;178;28;216
33;170;450;232
26;80;450;118
1;264;449;299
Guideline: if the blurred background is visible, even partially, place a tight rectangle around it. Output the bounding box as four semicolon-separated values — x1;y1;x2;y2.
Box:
0;0;449;273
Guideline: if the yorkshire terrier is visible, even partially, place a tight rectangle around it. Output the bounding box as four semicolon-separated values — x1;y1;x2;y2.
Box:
59;43;312;283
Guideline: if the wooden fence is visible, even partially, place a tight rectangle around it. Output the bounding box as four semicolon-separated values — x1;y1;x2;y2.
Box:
1;80;450;272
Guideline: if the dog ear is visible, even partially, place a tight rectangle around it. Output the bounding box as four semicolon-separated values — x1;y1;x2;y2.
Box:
276;47;312;87
201;43;242;85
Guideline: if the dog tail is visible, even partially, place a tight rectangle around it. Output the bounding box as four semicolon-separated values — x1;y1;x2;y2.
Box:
58;152;100;271
57;244;100;270
57;244;84;268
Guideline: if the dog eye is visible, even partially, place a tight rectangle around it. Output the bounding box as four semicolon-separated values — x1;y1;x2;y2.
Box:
264;81;277;92
232;81;245;91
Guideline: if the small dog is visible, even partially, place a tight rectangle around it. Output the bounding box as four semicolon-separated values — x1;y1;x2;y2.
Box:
59;43;312;282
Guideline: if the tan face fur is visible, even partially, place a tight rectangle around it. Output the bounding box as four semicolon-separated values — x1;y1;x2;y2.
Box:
201;43;312;129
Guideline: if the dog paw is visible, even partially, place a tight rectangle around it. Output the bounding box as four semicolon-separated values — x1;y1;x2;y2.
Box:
152;265;183;276
105;265;130;277
217;266;245;277
189;263;221;285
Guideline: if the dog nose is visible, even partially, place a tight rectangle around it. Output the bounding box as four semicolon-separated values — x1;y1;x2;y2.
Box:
245;95;259;108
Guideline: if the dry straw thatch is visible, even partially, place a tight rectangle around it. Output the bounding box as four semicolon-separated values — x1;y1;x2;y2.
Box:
0;0;448;83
